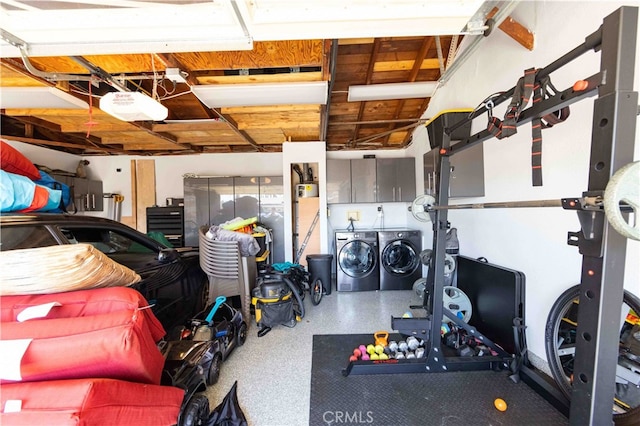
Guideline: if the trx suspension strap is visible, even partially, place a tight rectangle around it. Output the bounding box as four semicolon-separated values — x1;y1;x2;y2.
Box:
487;68;570;186
531;76;570;186
487;68;536;140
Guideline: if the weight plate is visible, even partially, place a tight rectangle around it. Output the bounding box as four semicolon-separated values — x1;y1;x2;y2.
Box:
444;254;456;275
413;277;427;299
411;194;435;222
604;161;640;241
442;286;472;323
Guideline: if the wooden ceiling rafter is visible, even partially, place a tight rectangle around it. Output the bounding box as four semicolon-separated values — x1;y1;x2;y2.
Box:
24;123;34;138
331;118;421;126
350;38;382;149
4;116;121;154
351;121;423;146
1;59;103;145
382;36;434;147
212;109;264;152
78;54;206;153
2;22;464;154
133;121;203;152
1;134;123;155
1;58;50;87
9;115;63;133
3;55;203;154
152;53;199;87
153;53;267;152
34;126;109;154
402;97;431;146
486;7;534;51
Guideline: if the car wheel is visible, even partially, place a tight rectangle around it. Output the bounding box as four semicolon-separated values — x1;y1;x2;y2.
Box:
207;353;222;386
238;322;248;346
180;394;209;426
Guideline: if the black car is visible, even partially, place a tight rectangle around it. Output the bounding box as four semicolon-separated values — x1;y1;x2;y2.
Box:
0;213;208;331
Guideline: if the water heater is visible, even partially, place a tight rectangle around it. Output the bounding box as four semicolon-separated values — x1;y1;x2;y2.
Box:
296;183;318;198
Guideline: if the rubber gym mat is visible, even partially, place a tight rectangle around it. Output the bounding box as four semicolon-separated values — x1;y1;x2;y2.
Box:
310;334;568;426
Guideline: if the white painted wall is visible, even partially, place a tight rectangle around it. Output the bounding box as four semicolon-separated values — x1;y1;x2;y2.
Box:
80;152;283;220
4;140;81;174
407;1;640;368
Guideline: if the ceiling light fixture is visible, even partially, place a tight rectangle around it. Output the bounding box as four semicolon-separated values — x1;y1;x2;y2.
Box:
347;82;439;102
192;81;328;108
0;87;89;109
99;92;168;122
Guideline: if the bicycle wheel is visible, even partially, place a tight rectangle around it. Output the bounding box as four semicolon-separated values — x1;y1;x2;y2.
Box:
545;284;640;417
310;278;323;306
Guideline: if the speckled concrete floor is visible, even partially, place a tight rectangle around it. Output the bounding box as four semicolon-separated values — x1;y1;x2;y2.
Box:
204;289;421;426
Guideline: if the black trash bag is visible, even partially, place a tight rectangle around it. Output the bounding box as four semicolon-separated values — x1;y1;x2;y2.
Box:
205;381;248;426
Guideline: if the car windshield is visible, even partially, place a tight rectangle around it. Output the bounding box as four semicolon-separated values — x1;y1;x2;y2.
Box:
61;227;154;254
0;225;59;251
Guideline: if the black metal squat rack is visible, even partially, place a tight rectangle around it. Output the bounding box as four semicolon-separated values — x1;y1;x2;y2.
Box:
344;6;638;425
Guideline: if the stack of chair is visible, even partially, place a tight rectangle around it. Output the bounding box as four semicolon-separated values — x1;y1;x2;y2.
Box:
199;226;256;324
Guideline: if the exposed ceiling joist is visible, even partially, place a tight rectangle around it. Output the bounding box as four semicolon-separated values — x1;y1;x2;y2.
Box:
0;1;502;154
487;7;534;50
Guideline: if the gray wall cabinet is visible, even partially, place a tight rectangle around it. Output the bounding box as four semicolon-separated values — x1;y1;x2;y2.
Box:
326;157;415;204
183;176;285;263
326;159;352;204
326;158;376;204
51;174;103;212
423;143;485;198
375;158;416;202
351;158;377;203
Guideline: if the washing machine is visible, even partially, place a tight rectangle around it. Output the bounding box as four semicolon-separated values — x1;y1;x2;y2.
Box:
335;231;379;292
378;229;422;290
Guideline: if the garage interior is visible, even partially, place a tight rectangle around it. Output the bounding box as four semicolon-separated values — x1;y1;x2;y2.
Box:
1;1;639;426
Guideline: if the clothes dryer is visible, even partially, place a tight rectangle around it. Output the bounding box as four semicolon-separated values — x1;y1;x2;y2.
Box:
335;231;379;292
378;229;422;290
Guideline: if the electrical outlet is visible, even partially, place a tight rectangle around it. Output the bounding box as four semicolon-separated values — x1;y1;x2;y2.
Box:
347;210;360;221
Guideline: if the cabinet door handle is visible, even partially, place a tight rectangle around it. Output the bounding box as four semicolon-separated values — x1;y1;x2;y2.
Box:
399;187;402;201
392;187;396;202
85;194;90;210
92;194;96;209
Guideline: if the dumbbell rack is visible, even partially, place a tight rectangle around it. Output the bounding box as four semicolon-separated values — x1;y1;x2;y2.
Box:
342;308;517;377
343;7;638;426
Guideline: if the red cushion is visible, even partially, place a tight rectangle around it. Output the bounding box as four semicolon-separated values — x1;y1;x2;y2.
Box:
0;309;165;385
0;378;184;426
0;287;166;342
0;141;41;181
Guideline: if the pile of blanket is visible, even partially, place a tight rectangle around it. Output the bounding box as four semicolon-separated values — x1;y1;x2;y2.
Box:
0;140;69;213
